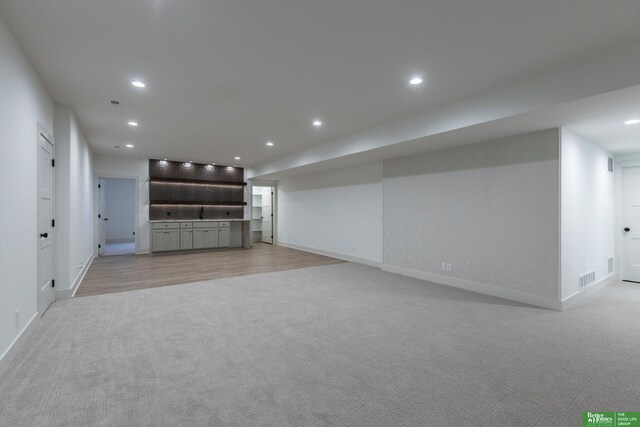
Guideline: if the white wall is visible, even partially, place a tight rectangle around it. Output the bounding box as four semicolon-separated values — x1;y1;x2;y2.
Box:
93;155;149;253
383;129;561;308
560;129;614;301
54;105;94;296
0;14;53;372
104;178;135;242
277;162;383;266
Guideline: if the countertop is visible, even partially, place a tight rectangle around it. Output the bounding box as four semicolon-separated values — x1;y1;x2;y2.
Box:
149;219;250;223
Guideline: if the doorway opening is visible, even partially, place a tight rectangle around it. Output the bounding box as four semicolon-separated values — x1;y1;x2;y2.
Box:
98;177;136;256
252;186;274;244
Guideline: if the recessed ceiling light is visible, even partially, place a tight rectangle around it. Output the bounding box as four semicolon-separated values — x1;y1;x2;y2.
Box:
125;144;134;148
131;81;146;88
313;120;322;127
409;76;423;85
624;119;640;125
266;141;274;147
234;156;241;160
128;121;138;127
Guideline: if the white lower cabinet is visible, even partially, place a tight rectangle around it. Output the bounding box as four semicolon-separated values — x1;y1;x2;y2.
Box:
152;229;180;252
152;221;234;252
180;229;193;250
218;227;230;247
193;221;219;249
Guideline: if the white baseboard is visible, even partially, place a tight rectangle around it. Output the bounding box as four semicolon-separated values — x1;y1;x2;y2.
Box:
136;249;150;255
0;311;40;378
561;274;615;310
382;263;563;310
55;251;95;300
278;241;382;268
106;238;135;243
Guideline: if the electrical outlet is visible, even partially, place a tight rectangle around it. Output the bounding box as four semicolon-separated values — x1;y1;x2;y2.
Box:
446;264;452;272
15;309;20;327
441;262;446;271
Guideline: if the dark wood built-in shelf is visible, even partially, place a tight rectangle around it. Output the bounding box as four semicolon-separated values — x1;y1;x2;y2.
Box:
150;177;247;186
149;158;245;220
150;201;247;206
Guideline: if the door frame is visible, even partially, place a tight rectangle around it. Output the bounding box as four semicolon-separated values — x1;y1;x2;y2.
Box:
249;180;277;245
37;124;55;313
93;174;140;255
614;154;640;281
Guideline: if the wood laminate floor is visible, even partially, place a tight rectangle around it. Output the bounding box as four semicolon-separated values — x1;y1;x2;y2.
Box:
75;243;345;297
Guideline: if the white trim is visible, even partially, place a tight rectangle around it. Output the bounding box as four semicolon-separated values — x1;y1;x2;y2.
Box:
278;241;382;268
55;251;94;299
0;312;40;378
381;263;562;310
560;274;615;310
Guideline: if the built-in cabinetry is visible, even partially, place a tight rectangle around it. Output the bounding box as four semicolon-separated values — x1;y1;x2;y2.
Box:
152;221;230;252
252;189;262;243
149;159;247;221
252;186;273;244
152;223;181;252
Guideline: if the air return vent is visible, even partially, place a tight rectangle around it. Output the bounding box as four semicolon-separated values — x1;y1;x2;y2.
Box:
608;157;614;173
579;270;596;289
608;257;614;274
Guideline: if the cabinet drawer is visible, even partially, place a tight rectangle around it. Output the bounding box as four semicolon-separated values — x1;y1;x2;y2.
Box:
218;221;230;228
180;222;193;228
194;221;219;228
152;222;179;229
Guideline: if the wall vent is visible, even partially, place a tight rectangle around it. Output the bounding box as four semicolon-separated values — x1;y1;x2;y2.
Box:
608;157;614;173
579;270;596;289
608;257;614;274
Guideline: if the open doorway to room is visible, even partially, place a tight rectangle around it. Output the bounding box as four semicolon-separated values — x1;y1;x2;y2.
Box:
252;186;275;244
98;177;136;256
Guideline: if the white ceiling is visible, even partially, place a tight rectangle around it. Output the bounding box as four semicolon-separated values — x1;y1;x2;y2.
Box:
1;0;640;170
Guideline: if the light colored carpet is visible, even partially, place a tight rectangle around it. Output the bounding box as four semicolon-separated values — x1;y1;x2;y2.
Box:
1;263;639;426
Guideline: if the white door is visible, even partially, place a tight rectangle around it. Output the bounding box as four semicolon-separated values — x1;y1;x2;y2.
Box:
38;130;55;315
622;166;640;282
262;187;273;244
98;178;107;255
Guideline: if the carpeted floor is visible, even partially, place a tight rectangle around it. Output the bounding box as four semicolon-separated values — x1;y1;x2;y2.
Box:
1;263;639;426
